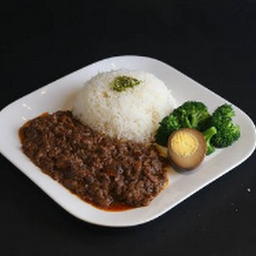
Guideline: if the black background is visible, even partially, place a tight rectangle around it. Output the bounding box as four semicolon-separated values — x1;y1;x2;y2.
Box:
1;1;256;255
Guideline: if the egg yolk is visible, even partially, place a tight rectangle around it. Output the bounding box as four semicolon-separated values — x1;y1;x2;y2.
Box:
171;131;199;157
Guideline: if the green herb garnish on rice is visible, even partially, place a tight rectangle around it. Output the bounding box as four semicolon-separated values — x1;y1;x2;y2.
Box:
111;76;141;92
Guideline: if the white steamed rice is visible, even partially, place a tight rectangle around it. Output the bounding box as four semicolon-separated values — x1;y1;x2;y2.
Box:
72;69;176;143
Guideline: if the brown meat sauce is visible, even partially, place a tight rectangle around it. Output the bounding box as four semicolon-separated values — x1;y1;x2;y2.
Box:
19;111;168;211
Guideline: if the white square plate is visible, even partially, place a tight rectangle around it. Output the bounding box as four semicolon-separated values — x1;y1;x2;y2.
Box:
0;56;255;227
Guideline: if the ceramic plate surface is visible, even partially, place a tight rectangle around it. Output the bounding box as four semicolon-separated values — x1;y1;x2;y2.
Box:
0;56;255;227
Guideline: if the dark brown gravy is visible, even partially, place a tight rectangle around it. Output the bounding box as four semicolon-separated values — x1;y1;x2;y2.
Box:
19;111;168;211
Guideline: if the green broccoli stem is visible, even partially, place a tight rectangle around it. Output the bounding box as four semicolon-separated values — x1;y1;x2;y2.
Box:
202;126;217;155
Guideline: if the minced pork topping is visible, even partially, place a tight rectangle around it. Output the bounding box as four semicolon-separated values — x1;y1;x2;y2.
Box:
19;111;168;210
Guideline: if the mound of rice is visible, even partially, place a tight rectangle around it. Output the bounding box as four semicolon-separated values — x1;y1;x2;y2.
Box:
72;69;176;143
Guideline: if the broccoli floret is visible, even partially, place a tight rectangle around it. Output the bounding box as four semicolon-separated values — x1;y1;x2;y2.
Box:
211;118;240;148
202;126;217;155
213;104;235;119
155;101;210;146
198;104;235;132
155;115;181;146
174;101;211;129
208;104;240;148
